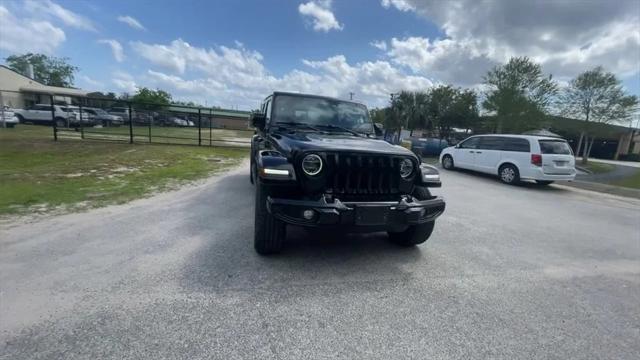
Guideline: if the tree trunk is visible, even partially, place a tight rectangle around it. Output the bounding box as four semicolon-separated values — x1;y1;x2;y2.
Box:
409;129;414;137
575;131;585;159
582;137;595;165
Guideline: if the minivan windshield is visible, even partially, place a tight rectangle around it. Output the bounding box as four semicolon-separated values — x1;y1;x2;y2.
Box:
272;95;373;134
539;140;572;155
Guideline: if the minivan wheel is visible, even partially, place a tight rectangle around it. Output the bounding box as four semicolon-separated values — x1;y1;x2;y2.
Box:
442;155;454;170
499;164;520;184
535;180;554;186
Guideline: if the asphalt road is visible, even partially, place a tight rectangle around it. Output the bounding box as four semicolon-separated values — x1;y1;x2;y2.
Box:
1;163;639;359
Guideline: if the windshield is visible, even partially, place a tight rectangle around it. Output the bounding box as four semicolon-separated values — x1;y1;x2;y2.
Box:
539;140;572;154
272;95;373;134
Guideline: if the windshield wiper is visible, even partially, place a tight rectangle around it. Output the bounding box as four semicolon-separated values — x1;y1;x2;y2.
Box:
316;124;365;137
274;121;322;132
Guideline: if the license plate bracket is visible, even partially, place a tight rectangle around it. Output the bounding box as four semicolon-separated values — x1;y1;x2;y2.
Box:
355;206;389;225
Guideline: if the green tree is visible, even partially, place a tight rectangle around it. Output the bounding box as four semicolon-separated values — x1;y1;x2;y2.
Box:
483;57;557;133
6;53;78;87
559;66;639;164
427;85;478;140
131;87;172;110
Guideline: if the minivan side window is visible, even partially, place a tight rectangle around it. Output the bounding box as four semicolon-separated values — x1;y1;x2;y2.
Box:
458;137;480;149
501;137;531;152
478;136;504;150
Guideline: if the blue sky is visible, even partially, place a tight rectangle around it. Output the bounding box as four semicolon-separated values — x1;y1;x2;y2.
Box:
1;0;638;111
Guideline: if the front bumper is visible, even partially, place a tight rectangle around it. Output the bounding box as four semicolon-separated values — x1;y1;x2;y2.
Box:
267;195;445;229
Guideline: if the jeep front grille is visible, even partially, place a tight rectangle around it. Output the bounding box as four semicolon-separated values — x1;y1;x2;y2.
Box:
322;153;406;197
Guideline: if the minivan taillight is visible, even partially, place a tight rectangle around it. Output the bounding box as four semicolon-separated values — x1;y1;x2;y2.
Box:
531;154;542;166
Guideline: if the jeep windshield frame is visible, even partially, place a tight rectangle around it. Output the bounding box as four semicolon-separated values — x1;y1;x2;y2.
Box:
270;94;374;135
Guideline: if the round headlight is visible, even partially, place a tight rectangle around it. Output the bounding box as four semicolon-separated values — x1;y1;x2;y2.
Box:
302;154;323;176
400;158;414;178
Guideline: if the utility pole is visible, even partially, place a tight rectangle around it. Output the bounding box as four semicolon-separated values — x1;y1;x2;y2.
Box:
349;92;355;100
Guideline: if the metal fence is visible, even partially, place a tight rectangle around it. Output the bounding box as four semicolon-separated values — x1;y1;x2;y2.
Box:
0;89;253;148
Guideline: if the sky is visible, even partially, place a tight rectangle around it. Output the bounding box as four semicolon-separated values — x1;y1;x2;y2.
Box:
0;0;639;111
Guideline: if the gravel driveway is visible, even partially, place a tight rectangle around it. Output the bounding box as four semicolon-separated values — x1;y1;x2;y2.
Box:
1;163;639;359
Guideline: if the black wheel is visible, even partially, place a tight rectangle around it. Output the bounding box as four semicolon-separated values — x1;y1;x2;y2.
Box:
6;123;16;128
15;114;24;123
250;162;256;185
535;180;554;186
55;117;66;128
102;120;109;127
387;186;435;247
442;155;454;170
254;181;285;254
499;164;520;184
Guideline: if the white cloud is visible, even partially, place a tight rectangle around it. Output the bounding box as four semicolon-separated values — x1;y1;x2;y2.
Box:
380;0;415;12
112;71;137;93
117;15;145;31
78;75;104;90
24;0;95;31
370;40;387;51
388;36;497;86
380;0;640;84
129;39;434;109
130;40;187;74
98;39;124;62
0;5;66;54
298;1;343;32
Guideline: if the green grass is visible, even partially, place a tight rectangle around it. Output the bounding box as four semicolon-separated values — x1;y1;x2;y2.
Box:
0;125;248;216
580;161;615;174
609;170;640;189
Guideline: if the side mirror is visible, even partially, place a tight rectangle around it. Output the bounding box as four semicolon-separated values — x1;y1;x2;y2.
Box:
373;122;384;137
250;112;266;131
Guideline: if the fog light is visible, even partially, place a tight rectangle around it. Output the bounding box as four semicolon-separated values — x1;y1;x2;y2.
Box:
303;209;315;220
420;208;427;217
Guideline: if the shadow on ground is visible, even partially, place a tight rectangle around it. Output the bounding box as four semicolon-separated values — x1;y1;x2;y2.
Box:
445;168;571;193
179;173;425;294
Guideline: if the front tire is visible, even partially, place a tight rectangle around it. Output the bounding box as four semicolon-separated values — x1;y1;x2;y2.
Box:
499;164;520;185
387;186;435;247
442;155;454;170
254;180;285;254
55;117;66;128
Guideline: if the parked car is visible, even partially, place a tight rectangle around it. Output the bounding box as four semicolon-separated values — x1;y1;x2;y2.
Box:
107;107;149;124
439;134;576;185
83;107;123;126
410;137;449;156
154;114;190;127
249;91;445;254
13;104;91;127
0;106;19;128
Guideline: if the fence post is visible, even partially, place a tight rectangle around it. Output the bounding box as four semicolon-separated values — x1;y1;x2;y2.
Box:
0;91;5;129
198;108;202;146
148;110;152;143
209;108;212;147
128;102;133;144
50;94;57;141
79;102;84;139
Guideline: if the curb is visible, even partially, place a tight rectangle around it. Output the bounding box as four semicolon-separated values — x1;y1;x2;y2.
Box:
560;180;640;199
574;165;592;174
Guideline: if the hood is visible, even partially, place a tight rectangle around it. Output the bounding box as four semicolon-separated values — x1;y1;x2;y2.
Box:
269;131;415;159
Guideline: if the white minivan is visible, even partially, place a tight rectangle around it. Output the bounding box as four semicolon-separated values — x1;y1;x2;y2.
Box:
439;134;576;185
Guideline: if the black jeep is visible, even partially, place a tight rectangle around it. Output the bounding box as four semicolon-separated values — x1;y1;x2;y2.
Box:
250;92;445;254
